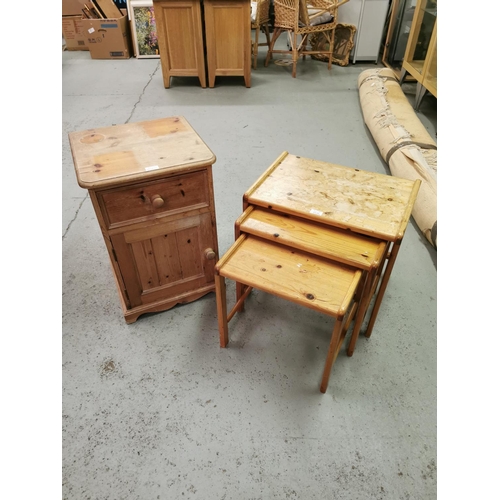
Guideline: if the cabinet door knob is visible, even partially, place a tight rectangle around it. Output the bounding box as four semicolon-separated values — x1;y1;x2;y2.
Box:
151;194;164;208
204;248;216;260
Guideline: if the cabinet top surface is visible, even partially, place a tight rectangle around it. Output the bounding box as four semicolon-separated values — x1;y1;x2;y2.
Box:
69;116;216;189
246;152;420;241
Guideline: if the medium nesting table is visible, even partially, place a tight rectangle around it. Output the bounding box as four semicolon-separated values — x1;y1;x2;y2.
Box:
234;205;387;354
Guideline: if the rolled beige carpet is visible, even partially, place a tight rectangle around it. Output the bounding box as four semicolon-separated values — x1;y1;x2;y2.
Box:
358;68;437;248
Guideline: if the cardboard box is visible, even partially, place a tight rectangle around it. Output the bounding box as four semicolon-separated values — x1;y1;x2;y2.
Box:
82;15;132;59
62;15;89;51
62;0;87;16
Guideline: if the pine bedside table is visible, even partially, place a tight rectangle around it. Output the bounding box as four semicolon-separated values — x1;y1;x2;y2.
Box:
69;116;219;323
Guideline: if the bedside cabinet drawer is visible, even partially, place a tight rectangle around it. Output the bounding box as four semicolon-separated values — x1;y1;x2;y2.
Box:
99;170;210;227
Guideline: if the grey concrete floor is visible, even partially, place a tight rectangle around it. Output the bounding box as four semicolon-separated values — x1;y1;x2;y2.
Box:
62;41;437;499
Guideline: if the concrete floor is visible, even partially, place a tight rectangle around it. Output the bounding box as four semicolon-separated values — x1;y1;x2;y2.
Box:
62;42;437;499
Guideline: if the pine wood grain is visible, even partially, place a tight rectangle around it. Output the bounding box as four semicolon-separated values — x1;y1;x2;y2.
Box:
238;206;386;270
98;171;210;227
204;0;252;87
153;0;207;88
218;235;362;317
246;152;421;241
70;116;215;189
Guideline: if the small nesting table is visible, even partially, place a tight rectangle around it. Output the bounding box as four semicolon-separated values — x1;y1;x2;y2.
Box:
215;233;363;393
215;151;420;392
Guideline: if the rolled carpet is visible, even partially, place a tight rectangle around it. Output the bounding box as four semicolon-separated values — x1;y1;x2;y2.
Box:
358;68;437;248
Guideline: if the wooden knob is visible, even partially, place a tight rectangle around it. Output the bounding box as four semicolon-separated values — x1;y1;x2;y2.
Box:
151;195;164;208
204;248;216;260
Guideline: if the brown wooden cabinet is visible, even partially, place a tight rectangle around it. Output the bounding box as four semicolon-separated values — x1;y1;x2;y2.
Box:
69;116;219;323
204;0;251;88
153;0;207;88
153;0;251;88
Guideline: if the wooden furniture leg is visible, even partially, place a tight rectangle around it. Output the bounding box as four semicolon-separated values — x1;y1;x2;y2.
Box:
253;25;260;69
265;28;283;66
327;27;334;70
414;82;427;110
263;24;271;58
320;316;344;393
244;67;251;89
365;241;401;338
236;282;249;311
292;32;298;78
215;273;229;347
347;269;376;356
234;209;251;311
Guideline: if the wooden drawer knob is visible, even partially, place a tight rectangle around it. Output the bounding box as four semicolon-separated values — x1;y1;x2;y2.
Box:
204;248;216;260
151;194;164;208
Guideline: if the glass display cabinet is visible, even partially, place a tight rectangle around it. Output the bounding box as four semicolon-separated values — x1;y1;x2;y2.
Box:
382;0;417;78
400;0;437;109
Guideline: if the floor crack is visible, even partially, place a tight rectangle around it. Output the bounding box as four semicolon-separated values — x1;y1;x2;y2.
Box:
125;62;160;124
63;194;89;240
64;63;160;241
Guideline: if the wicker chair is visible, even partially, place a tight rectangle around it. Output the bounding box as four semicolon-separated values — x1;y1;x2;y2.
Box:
265;0;349;78
251;0;272;69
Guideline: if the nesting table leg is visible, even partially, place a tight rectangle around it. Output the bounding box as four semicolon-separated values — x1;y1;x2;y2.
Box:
320;316;345;393
347;269;376;356
365;241;401;338
236;282;246;312
215;273;229;347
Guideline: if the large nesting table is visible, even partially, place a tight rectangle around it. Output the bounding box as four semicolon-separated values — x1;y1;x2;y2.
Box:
215;151;421;392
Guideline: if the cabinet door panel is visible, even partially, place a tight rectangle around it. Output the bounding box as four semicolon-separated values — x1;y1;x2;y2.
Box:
175;226;203;279
204;0;251;86
130;238;163;290
130;234;184;290
212;6;245;69
111;212;216;308
148;232;184;287
153;0;207;87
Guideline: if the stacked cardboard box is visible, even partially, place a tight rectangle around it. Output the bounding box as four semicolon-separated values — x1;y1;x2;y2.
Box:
62;0;89;50
62;0;132;59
